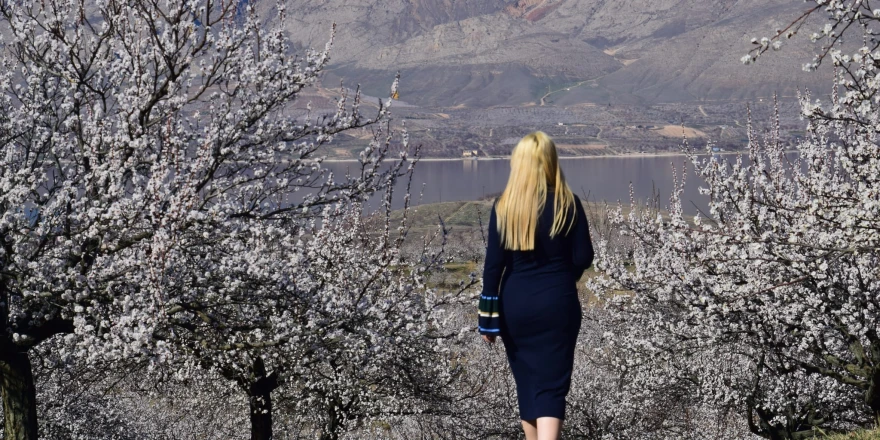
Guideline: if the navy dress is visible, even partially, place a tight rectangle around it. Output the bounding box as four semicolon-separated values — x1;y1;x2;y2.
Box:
478;194;594;420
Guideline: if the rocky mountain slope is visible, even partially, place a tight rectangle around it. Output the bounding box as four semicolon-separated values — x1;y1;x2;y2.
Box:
277;0;832;108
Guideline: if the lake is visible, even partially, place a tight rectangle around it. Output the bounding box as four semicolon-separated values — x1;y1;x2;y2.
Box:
325;154;726;215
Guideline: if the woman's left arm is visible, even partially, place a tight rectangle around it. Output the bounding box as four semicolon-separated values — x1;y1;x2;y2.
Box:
478;205;505;338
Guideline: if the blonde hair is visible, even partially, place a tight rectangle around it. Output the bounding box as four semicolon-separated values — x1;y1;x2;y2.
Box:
496;131;576;251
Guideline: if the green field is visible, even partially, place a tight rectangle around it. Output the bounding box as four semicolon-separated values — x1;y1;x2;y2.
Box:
823;429;880;439
398;198;631;231
394;200;493;232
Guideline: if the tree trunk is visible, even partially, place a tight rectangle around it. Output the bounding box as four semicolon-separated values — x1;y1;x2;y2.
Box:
249;390;273;440
248;357;278;440
867;366;880;419
0;351;38;440
321;401;341;440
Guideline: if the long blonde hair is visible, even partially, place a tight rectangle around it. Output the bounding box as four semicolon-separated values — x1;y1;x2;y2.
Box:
496;131;576;251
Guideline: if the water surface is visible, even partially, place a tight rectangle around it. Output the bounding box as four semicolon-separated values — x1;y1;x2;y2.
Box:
325;155;725;215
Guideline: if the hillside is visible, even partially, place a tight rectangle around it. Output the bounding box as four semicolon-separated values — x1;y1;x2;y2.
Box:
278;0;831;107
269;0;836;158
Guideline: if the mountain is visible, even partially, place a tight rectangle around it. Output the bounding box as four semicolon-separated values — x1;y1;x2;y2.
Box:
277;0;832;108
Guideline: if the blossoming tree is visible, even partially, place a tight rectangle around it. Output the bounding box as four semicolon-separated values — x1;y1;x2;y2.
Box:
591;1;880;438
0;1;410;438
153;183;474;440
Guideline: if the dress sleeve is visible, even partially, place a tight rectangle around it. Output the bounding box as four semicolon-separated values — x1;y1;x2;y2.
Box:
571;198;594;280
478;204;505;335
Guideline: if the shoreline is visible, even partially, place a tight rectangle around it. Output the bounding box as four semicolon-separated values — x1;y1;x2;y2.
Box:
322;149;779;163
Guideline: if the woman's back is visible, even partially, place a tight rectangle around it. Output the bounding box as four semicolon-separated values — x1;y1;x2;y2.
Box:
504;192;588;288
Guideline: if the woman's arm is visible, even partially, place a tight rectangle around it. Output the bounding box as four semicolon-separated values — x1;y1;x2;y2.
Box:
571;198;595;279
478;205;505;336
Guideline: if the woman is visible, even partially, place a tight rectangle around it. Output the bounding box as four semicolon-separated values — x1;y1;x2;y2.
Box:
478;131;593;440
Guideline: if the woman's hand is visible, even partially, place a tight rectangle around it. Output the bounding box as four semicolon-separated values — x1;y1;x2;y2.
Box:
482;334;497;344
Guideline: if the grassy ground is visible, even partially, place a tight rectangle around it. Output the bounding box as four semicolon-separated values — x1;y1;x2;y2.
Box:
400;199;633;231
399;199;614;299
822;429;880;439
396;200;492;234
